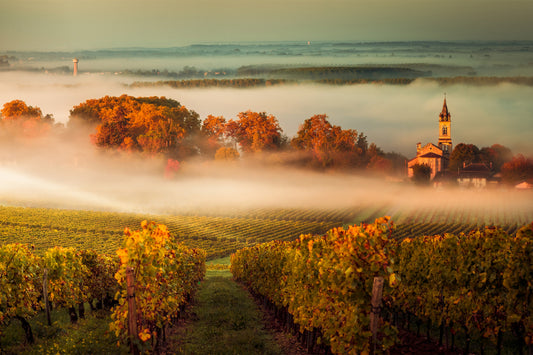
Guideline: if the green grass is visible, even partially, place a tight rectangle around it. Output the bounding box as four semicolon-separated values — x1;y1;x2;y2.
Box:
0;306;128;355
172;275;282;354
206;256;231;266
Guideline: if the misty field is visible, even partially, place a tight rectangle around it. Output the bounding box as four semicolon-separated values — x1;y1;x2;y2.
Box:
1;40;533;354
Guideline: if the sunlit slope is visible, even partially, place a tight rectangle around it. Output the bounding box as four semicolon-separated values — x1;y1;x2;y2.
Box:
0;204;530;259
0;206;347;259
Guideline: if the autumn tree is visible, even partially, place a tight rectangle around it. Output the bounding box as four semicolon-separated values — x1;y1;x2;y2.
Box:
448;143;480;172
291;114;367;169
225;111;283;153
68;95;200;158
367;155;392;174
501;154;533;185
215;147;240;161
411;163;432;186
1;100;54;137
201;115;228;156
383;151;408;176
1;100;43;120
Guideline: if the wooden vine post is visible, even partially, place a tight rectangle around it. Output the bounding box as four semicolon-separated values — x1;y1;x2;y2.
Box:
126;267;140;355
370;276;384;355
42;268;51;326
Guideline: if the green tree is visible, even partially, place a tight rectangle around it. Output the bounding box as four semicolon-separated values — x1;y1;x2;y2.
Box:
480;144;513;172
411;163;432;186
449;143;480;172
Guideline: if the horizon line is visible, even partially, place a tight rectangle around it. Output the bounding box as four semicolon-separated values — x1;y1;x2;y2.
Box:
2;39;533;54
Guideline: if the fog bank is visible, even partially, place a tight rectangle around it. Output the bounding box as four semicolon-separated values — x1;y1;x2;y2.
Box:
1;71;532;157
0;69;532;227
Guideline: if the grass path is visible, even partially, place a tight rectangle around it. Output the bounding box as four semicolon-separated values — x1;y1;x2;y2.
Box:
1;257;300;354
170;269;284;354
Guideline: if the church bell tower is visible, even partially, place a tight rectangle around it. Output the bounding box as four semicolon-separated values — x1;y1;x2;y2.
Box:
438;95;452;155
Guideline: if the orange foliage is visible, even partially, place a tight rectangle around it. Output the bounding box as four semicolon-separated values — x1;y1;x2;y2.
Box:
1;100;54;138
200;115;227;155
226;111;283;153
1;100;42;120
501;154;533;185
69;95;199;157
291;114;367;168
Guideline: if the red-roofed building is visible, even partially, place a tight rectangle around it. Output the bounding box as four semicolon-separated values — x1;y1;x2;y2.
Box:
457;162;493;188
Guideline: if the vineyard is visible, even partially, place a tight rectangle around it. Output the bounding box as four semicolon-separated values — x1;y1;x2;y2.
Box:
231;219;533;354
0;202;530;260
0;220;205;354
1;201;532;353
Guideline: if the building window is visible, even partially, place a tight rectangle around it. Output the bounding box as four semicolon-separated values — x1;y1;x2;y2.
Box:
442;126;448;135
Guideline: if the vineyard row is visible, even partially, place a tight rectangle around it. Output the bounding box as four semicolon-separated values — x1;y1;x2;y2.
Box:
0;205;528;260
0;221;206;353
231;218;533;354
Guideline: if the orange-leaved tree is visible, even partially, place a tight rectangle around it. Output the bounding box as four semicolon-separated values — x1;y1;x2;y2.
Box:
69;95;200;157
1;100;54;137
201;115;228;155
291;114;367;168
225;111;283;153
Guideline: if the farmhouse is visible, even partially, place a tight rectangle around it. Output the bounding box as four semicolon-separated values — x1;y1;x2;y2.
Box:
407;97;452;180
456;162;494;188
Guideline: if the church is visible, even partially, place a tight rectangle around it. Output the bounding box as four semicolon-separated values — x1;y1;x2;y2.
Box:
407;97;452;180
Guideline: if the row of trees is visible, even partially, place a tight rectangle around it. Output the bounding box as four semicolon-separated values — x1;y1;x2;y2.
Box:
67;95;403;171
448;142;533;185
448;142;513;172
2;96;531;180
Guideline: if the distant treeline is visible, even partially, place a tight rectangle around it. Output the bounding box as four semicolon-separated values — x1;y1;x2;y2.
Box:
129;78;294;89
129;76;533;89
124;65;431;81
428;76;533;86
122;66;234;79
237;65;431;80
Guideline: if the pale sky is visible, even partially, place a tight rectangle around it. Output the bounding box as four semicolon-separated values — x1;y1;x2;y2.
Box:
1;0;533;51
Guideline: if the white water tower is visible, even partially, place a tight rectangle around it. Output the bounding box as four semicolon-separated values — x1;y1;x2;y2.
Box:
73;58;79;76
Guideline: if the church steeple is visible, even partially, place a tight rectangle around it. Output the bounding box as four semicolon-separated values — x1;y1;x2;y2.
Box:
438;94;452;155
439;94;451;122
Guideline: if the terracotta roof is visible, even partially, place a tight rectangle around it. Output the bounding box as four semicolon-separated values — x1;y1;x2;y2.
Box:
462;163;491;173
420;152;444;159
458;163;492;179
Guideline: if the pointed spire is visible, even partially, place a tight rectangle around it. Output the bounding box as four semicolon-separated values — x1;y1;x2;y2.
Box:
439;94;450;121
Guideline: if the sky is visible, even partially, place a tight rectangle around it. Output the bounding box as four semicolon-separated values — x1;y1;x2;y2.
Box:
1;0;533;51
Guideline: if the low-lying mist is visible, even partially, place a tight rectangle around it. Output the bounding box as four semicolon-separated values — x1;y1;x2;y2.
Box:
1;71;532;157
0;70;532;227
0;127;531;228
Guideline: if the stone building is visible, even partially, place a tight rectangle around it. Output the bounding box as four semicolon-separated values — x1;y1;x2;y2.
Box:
407;97;452;180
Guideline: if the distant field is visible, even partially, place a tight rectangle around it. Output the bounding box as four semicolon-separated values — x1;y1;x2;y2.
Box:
0;204;530;259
